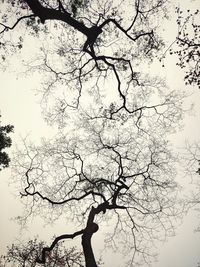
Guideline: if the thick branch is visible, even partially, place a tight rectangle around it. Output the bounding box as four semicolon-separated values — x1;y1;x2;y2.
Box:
24;0;90;35
37;229;84;264
21;186;106;205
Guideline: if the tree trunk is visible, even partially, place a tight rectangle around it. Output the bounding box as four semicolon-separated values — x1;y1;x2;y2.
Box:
81;222;99;267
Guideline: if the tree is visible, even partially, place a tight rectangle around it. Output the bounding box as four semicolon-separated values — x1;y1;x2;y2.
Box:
12;88;184;267
0;239;84;267
0;1;187;267
172;5;200;231
167;7;200;88
0;115;14;170
0;0;168;118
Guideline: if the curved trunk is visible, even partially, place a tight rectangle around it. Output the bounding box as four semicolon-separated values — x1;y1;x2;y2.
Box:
81;222;99;267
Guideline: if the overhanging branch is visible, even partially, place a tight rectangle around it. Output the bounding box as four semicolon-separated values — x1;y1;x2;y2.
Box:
0;15;35;34
37;229;85;264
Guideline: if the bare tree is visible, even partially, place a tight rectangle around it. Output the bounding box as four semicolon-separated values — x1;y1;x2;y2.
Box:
11;87;185;266
0;1;188;267
0;0;168;119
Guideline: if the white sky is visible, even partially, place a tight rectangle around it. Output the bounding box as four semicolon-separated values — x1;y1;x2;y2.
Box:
0;0;200;266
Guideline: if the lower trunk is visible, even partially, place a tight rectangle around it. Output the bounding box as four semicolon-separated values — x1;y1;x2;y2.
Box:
81;222;99;267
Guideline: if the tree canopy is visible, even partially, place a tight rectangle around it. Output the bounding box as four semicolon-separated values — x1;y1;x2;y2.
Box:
0;0;168;117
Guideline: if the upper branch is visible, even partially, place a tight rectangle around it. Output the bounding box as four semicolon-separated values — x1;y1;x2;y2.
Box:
24;0;90;35
99;18;154;43
0;15;35;34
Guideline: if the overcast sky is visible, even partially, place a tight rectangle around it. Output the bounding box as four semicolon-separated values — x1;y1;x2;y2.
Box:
0;0;200;266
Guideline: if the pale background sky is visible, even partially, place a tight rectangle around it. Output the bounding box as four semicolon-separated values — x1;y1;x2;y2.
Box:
0;0;200;266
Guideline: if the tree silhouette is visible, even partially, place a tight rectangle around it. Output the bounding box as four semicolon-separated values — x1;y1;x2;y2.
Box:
0;115;14;171
0;239;84;267
167;8;200;88
0;0;168;118
12;89;184;266
0;1;187;267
